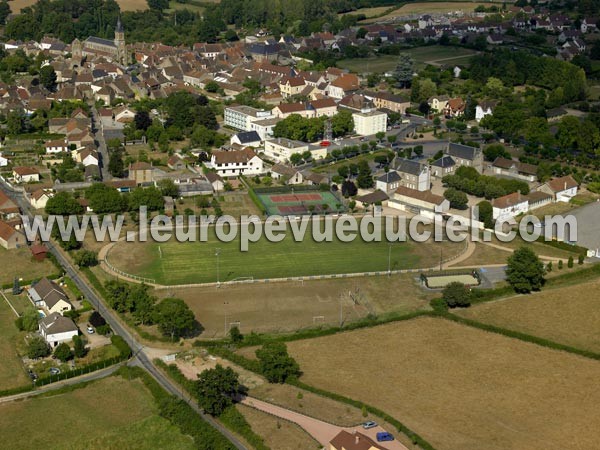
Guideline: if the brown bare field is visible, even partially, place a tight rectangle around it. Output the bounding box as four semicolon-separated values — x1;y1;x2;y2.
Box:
6;0;37;13
286;316;600;450
458;279;600;353
236;404;319;450
452;242;510;267
0;246;57;285
339;6;394;18
116;0;149;11
160;273;433;338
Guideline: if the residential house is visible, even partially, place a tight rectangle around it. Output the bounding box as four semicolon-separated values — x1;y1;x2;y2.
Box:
0;191;19;219
428;95;449;113
475;101;495;122
264;138;310;163
128;161;154;184
0;220;26;249
444;97;466;117
270;164;304;184
394;158;431;191
430;155;456;178
302;171;329;186
173;177;214;197
388;186;450;219
445;143;484;173
487;33;503;45
0;154;8;167
375;171;401;193
44;139;69;154
329;430;389;450
492;191;529;220
326;74;360;99
204;172;225;192
526;191;553;211
231;131;262;147
224;105;274;131
167;154;187;171
209;148;264;177
307;98;338;118
363;91;410;114
28;277;73;315
28;189;54;209
76;148;99;167
272;103;311;119
13;166;40;183
279;77;306;98
355;190;389;209
491;157;538;182
39;312;79;348
539;175;578;202
352;108;387;136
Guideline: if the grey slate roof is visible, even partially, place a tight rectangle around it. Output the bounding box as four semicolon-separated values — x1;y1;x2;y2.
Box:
376;171;401;183
432;155;456;168
394;158;423;176
234;131;261;144
446;143;479;160
85;36;116;48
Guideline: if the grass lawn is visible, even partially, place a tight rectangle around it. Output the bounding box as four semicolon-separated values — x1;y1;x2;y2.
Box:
0;299;29;391
0;246;57;286
452;242;511;267
163;273;434;337
312;150;390;174
2;291;34;315
236;404;319;450
458;278;600;353
395;2;489;15
0;376;194;450
338;46;478;74
108;222;463;285
286;316;600;450
488;233;581;260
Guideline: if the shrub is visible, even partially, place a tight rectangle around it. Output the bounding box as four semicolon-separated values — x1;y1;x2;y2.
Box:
442;282;472;308
27;336;50;359
558;260;564;270
111;335;132;358
53;342;72;362
568;256;574;268
89;311;107;328
578;254;585;265
73;250;98;267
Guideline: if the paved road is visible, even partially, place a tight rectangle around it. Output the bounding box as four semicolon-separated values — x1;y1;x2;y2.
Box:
241;396;408;449
0;181;247;450
89;105;112;181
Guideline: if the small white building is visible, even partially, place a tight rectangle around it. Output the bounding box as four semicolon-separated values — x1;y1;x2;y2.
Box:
13;167;40;183
475;101;495;122
0;154;8;167
352;108;387;136
208;148;264;177
44;139;69;154
492;192;529;221
39;312;78;348
230;131;262;148
375;171;401;194
263;138;309;163
388;186;449;219
250;117;280;141
28;189;54;209
539;175;578;203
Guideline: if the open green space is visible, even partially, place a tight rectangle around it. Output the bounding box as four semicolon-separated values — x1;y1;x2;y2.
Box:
0;246;57;286
0;376;195;450
0;299;29;390
338;46;478;73
108;221;463;285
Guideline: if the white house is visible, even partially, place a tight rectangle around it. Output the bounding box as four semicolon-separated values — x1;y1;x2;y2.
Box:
44;139;69;154
39;312;78;348
394;158;431;192
0;154;8;167
475;101;495;122
492;191;529;221
540;175;578;202
352;108;387;136
250;117;280;141
429;96;449;113
230;131;262;148
28;189;54;209
388;186;449;219
78;149;99;167
208;148;264;177
375;171;401;194
271;164;304;184
27;277;73;316
13;167;40;183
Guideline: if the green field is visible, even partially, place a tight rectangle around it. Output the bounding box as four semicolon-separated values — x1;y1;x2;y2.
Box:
108;221;462;285
338;46;479;73
0;376;194;450
0;298;28;390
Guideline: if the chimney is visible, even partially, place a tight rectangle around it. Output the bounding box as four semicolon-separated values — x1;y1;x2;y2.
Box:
355;435;360;445
564;181;567;190
517;189;521;201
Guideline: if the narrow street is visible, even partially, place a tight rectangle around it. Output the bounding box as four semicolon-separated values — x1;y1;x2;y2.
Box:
89;104;112;181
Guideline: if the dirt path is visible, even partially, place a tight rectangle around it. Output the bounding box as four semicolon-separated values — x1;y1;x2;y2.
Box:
240;396;408;449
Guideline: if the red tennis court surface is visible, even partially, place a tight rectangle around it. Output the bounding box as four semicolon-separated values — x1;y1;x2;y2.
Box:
270;193;322;203
278;205;308;214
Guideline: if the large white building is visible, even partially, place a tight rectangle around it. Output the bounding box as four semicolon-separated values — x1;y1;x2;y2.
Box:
263;138;309;162
250;117;280;141
208;148;264;177
224;105;274;131
352;108;387;136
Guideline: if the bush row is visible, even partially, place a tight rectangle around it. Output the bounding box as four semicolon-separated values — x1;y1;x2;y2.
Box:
535;237;587;255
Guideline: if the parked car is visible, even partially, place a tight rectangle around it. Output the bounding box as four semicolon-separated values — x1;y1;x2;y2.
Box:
362;421;377;429
28;370;38;381
87;325;95;334
376;432;394;442
49;367;60;375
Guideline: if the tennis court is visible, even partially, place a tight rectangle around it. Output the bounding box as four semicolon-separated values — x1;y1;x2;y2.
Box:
257;190;343;216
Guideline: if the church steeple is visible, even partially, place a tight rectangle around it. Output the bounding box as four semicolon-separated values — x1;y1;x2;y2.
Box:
115;16;124;34
114;15;126;65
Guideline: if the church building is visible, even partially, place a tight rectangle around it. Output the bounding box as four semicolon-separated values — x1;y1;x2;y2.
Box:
72;17;127;65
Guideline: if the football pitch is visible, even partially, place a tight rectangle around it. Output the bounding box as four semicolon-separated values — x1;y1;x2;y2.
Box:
108;222;462;285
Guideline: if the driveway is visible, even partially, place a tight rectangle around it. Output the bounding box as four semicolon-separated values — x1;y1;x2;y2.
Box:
240;396;409;449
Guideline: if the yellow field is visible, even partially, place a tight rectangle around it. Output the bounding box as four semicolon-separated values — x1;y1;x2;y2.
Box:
287;317;600;450
396;2;490;15
458;279;600;353
7;0;149;13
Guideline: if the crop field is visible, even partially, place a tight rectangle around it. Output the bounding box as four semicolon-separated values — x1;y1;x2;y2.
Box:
161;273;434;337
286;317;600;450
116;0;150;11
458;279;600;353
395;2;490;15
0;246;57;286
108;220;463;285
338;46;478;73
0;376;194;450
0;299;28;391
